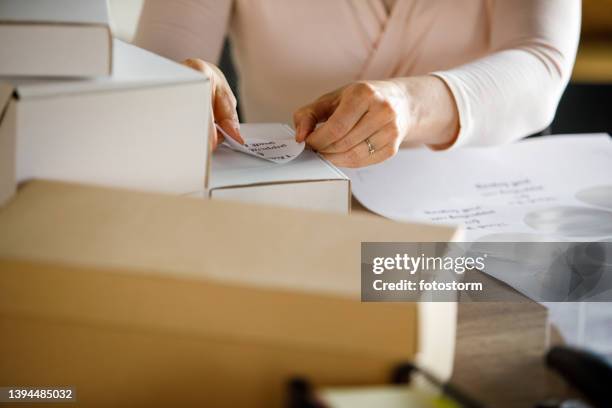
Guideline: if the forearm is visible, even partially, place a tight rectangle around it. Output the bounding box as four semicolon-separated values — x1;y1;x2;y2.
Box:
429;0;580;148
133;0;232;64
390;76;459;149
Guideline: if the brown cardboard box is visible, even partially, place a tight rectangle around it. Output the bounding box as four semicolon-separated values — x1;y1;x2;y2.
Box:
0;181;460;407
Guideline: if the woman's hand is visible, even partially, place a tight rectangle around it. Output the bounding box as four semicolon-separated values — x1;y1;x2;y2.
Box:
293;76;459;167
183;58;244;149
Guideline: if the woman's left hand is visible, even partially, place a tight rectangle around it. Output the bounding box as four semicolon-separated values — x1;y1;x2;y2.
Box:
293;76;459;167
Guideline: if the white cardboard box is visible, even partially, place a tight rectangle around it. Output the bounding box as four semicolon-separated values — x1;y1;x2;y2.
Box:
210;124;351;214
0;39;210;205
0;0;113;77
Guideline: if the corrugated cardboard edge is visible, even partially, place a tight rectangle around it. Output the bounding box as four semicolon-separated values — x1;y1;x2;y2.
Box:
0;84;16;206
0;21;113;76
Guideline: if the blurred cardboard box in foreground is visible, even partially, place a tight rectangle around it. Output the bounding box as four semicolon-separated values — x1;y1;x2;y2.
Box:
0;180;459;407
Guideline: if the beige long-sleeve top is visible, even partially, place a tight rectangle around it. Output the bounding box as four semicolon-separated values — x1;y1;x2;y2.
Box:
134;0;580;147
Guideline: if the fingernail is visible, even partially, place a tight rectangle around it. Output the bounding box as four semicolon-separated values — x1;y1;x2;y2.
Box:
295;126;304;142
232;122;244;144
226;119;244;144
220;120;244;145
212;133;218;150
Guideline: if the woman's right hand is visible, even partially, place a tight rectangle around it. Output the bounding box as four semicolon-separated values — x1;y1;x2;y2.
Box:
183;58;244;149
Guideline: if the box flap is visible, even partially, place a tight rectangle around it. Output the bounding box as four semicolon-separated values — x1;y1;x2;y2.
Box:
4;40;207;98
0;0;109;25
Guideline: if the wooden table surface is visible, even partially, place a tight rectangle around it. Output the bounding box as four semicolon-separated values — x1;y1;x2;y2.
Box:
350;198;576;407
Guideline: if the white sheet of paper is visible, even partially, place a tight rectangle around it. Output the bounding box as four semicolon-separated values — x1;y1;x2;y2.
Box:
217;123;305;164
344;134;612;352
343;134;612;242
344;134;612;296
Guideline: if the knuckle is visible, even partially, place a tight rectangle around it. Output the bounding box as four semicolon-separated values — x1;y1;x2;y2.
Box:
318;91;336;104
203;65;219;80
183;57;199;66
353;82;376;98
292;112;301;124
387;121;400;136
293;108;304;121
342;136;355;150
294;107;311;121
205;62;222;75
385;144;399;157
328;120;349;139
184;58;209;73
335;137;352;152
226;91;238;108
378;99;395;116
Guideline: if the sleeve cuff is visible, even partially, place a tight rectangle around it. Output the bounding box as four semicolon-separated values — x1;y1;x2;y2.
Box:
430;71;474;150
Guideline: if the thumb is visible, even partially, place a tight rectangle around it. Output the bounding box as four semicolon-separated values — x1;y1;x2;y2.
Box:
213;90;243;145
183;58;244;145
293;107;318;143
293;92;339;142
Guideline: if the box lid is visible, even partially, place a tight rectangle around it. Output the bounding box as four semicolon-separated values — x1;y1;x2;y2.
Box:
211;124;348;190
1;39;207;98
0;0;109;25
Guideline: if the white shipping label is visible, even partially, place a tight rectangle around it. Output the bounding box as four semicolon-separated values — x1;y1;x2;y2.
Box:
217;124;305;164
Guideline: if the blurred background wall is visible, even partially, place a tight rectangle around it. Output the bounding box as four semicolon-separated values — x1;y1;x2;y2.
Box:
108;0;612;133
574;0;612;82
107;0;142;42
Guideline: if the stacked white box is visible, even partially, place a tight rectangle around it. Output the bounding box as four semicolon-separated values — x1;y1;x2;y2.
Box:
210;124;350;214
0;0;113;77
0;40;210;204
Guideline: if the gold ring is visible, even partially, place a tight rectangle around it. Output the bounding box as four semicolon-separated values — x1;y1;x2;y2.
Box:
365;137;375;155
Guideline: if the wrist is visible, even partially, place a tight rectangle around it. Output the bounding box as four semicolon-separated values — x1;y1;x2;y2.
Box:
391;76;459;149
